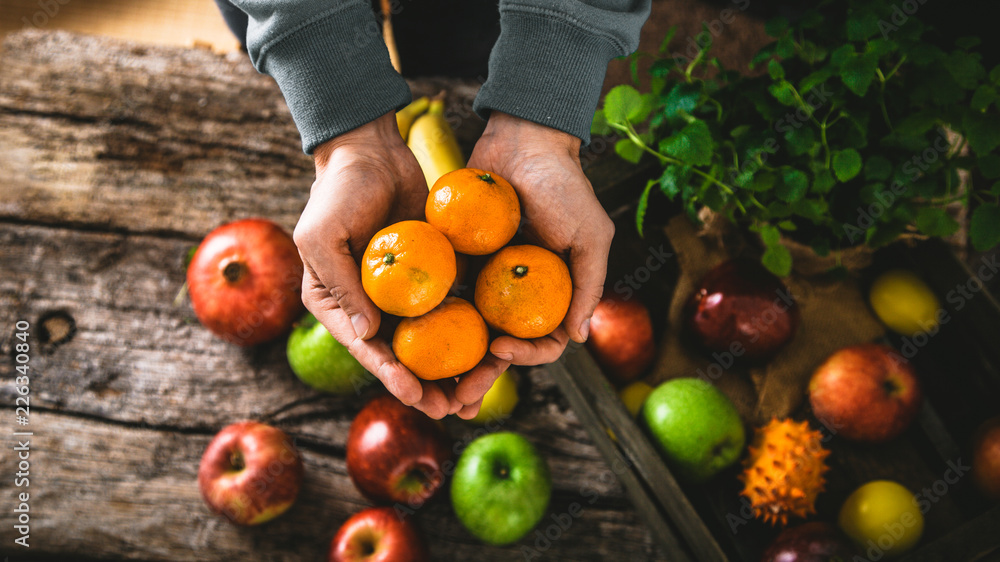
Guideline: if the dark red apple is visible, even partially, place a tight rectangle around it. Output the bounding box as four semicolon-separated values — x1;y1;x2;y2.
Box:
808;344;922;443
187;217;304;346
586;294;656;384
761;521;856;562
346;395;453;506
328;507;429;562
685;258;799;362
972;415;1000;501
197;421;304;525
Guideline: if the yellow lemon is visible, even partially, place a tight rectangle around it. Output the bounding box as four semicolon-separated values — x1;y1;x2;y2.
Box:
869;269;941;336
469;370;519;425
838;480;924;556
619;381;654;418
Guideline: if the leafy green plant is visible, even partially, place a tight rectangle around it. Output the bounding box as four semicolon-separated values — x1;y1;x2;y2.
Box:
593;0;1000;276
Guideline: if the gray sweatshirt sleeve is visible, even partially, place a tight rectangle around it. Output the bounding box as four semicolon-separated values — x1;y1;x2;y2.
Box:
473;0;651;143
230;0;411;154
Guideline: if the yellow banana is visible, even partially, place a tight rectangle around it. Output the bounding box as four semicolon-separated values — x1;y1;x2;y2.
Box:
395;96;429;141
407;99;465;189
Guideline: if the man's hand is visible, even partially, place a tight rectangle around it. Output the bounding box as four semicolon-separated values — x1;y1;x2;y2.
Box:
293;112;464;418
458;112;614;405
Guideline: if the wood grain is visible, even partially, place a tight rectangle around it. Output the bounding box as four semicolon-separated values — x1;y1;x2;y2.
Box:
0;30;658;560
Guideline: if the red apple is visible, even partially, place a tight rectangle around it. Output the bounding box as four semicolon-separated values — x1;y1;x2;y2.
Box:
808;344;922;443
586;294;656;384
328;507;429;562
972;415;1000;501
685;258;799;363
761;521;856;562
187;218;304;346
197;421;304;525
346;395;453;506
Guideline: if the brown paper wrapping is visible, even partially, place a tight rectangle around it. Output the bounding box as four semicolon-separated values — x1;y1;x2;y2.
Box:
648;215;886;424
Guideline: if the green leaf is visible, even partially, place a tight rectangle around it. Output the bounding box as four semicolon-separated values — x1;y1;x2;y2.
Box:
775;35;795;59
768;81;799;107
629;93;657;123
914;207;959;237
798;41;828;65
864;155;892;180
768;59;785;80
757;223;781;245
777;169;809;202
971;85;997;112
946;51;985;89
993;181;1000;196
603;85;643;125
963;113;1000;156
991;64;1000;85
830;44;855;67
749;172;777;192
777;220;797;231
895;111;938;136
970;204;1000;251
799;68;834;94
979;155;1000;179
812;170;836;194
750;43;777;69
650;58;678;77
956;36;981;49
615;138;644;164
659;120;713;166
663;82;701;119
785;126;816;156
832;149;863;181
846;10;879;41
659;165;683;199
762;244;793;277
765;17;789;38
591;110;611;136
840;53;878;96
636;179;655;236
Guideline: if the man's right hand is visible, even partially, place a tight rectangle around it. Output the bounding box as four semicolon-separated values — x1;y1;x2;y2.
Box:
293;112;461;418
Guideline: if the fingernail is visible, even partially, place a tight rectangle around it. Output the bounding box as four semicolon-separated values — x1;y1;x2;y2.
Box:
350;313;370;339
580;318;591;341
494;351;514;361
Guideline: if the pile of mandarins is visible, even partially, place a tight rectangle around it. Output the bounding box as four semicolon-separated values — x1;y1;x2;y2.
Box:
361;168;572;380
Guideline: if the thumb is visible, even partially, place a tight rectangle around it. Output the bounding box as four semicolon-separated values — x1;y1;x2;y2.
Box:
304;241;381;340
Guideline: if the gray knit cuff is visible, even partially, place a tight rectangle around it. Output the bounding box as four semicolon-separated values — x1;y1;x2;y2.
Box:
256;2;411;154
473;10;622;144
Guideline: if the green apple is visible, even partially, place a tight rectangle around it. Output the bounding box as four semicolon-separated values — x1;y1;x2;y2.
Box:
641;378;745;482
469;370;520;425
451;432;551;545
286;313;372;394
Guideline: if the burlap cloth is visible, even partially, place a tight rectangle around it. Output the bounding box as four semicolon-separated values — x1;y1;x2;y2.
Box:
648;214;885;424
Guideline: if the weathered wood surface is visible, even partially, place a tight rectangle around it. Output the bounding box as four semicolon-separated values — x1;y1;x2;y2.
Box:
0;30;659;560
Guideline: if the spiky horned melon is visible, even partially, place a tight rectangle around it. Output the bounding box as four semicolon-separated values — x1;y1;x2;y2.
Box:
740;418;830;526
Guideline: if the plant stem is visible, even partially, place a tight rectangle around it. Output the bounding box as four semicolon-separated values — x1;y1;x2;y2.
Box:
875;67;893;131
615;122;747;214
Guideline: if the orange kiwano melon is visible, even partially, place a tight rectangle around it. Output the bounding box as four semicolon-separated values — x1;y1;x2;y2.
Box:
361;220;456;317
425;168;521;255
393;297;489;380
474;245;572;339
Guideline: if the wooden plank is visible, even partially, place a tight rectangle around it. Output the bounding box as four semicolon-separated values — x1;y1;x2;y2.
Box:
0;410;658;560
0;30;485;238
0;223;660;559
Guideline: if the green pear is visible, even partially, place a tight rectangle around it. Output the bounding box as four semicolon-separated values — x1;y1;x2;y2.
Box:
642;378;745;483
286;313;372;394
